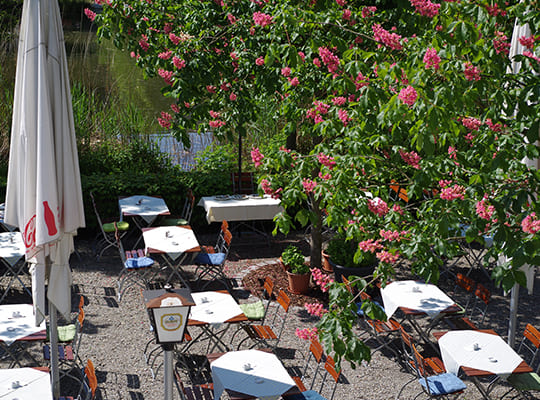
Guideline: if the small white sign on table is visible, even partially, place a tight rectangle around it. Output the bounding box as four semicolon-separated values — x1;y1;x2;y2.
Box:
380;280;455;319
119;195;169;224
189;291;244;324
439;330;524;376
0;304;46;345
0;368;52;400
211;349;295;400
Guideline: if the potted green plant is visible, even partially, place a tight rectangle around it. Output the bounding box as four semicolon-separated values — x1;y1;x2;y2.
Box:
325;235;377;283
281;245;310;294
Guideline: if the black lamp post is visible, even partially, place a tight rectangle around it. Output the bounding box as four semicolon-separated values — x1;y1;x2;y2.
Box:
144;286;194;400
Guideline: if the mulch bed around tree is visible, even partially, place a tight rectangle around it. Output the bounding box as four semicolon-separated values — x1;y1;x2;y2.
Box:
241;264;329;308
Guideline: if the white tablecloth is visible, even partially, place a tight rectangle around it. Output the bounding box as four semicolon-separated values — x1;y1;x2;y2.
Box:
197;195;283;223
189;291;244;324
211;349;295;400
0;368;52;399
0;304;46;345
0;232;25;266
119;195;169;224
380;280;455;319
439;330;524;376
0;204;16;232
143;226;199;261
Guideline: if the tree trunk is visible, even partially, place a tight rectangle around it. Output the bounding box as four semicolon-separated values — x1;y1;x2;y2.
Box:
309;195;323;269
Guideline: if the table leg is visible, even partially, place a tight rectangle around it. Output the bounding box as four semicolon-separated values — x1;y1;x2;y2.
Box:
471;376;494;400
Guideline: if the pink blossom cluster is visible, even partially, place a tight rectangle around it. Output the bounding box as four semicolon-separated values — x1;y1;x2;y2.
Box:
461;117;482;131
521;212;540;234
359;239;383;253
139;35;149;52
295;327;319;341
335;0;346;6
302;178;317;194
423;48;441;70
227;13;237;24
255;57;265;66
439;179;453;188
355;72;370;90
392;204;404;215
338;109;350;126
311;268;334;292
342;9;351;20
519;36;536;49
475;198;495;221
399;149;421;169
251;147;264;167
398;86;418;107
410;0;440;17
485;3;506;17
318;47;340;73
318;172;331;180
163;23;173;34
486;119;502;132
372;24;403;50
173;56;186;69
361;6;377;18
209;119;226;128
158;111;172;129
253;12;273;27
170;104;180;113
281;67;291;77
158;51;172;60
169;33;182;45
493;31;510;55
158;69;174;85
305;302;327;317
379;229;405;242
317;153;336;169
447;146;457;160
524;51;540;63
315;101;330;114
84;8;96;21
376;250;400;264
439;184;465;201
332;97;347;106
464;62;481;81
368;198;389;217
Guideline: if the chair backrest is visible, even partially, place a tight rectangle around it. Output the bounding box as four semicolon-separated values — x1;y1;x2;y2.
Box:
231;172;255;194
455;273;475;293
400;327;414;358
181;189;196;223
389;180;409;203
411;343;428;378
89;192;106;234
262;277;274;299
314;356;340;400
474;283;490;304
519;323;540;370
78;295;85;313
267;289;291;342
83;359;98;400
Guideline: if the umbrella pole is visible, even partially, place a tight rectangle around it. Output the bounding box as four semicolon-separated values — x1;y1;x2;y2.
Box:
508;283;519;348
49;299;61;398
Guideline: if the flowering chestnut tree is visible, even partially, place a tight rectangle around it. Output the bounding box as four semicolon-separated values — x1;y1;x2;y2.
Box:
93;0;540;367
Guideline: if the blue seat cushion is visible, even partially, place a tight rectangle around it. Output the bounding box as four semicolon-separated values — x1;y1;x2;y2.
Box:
125;256;154;269
419;373;466;395
194;252;226;266
283;390;328;400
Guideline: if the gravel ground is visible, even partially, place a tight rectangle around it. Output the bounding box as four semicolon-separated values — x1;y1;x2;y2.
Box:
9;228;537;400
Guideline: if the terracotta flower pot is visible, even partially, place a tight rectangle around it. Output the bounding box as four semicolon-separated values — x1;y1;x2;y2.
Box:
321;250;333;273
331;259;377;283
286;270;311;294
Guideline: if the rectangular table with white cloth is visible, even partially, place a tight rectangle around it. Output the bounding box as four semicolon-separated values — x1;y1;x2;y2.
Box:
0;204;16;232
0;367;53;399
380;280;461;345
434;329;532;399
184;291;247;353
197;195;283;223
119;195;170;246
142;226;200;288
0;232;31;303
0;304;47;367
210;349;298;400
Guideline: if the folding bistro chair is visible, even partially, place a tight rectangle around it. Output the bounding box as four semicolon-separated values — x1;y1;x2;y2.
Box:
396;343;466;400
399;328;445;375
174;370;214;400
502;324;540;399
193;223;233;290
284;356;341;400
89;191;129;260
235;289;291;350
162;188;196;227
77;359;98;400
116;225;158;301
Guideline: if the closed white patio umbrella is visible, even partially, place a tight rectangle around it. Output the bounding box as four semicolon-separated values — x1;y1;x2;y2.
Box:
5;0;85;396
